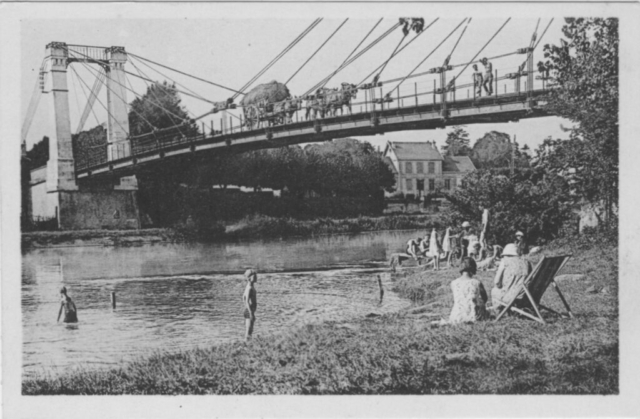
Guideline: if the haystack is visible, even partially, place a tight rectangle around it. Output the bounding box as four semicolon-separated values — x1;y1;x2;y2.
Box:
240;80;290;107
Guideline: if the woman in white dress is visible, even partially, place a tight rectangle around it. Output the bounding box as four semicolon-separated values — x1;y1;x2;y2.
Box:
426;228;442;271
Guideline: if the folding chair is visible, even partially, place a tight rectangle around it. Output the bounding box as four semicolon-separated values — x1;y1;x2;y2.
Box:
495;255;574;324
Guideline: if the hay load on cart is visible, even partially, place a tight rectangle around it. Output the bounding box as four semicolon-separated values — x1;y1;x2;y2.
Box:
241;81;301;129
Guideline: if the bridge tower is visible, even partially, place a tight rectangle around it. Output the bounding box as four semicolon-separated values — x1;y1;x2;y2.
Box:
105;46;131;161
28;42;140;230
45;42;78;193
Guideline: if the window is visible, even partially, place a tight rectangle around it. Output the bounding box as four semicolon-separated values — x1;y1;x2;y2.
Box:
405;178;413;191
429;179;435;191
451;178;457;189
444;179;451;190
428;162;435;174
405;162;413;174
416;162;424;173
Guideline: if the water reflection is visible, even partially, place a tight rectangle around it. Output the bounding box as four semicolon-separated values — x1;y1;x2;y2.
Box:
22;230;417;376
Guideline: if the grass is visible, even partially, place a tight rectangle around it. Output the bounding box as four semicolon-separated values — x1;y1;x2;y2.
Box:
22;235;618;395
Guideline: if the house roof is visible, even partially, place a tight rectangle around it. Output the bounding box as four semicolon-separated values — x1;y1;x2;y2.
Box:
385;141;444;161
443;155;476;173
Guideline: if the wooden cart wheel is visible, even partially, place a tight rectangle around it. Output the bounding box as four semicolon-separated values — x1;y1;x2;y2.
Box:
244;104;260;130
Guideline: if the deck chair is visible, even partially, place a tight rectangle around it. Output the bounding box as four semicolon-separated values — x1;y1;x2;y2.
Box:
495;255;574;324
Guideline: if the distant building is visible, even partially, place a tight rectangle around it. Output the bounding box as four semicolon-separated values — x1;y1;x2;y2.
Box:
383;140;476;197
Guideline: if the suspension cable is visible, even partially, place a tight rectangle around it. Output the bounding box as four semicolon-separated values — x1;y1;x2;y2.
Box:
80;59;187;126
372;30;408;85
21;59;45;143
69;65;131;136
69;68;87;133
524;18;554;71
384;18;468;98
126;70;185;132
234;18;322;99
124;69;217;105
316;18;383;91
129;55;214;108
448;18;511;87
128;52;243;96
64;45;194;124
303;20;402;97
74;59;161;131
129;58;196;119
285;18;349;86
357;18;438;87
444;18;471;66
516;18;541;73
72;66;102;130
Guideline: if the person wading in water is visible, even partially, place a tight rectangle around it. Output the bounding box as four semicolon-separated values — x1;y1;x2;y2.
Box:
242;269;258;341
57;287;78;323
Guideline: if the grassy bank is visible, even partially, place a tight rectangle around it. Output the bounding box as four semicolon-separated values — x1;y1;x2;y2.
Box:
23;235;617;395
22;214;440;249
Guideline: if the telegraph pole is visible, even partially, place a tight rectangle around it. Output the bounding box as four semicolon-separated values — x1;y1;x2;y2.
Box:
510;134;516;176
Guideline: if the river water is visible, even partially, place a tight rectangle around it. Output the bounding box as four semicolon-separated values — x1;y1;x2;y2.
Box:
22;230;419;376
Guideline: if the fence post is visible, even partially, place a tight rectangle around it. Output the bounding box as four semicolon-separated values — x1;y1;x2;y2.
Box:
210;120;214;135
414;82;418;107
495;69;498;98
433;79;436;104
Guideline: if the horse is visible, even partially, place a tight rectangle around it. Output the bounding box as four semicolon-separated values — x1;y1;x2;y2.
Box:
320;83;358;117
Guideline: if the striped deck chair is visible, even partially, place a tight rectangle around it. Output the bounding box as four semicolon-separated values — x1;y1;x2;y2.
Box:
495;255;574;324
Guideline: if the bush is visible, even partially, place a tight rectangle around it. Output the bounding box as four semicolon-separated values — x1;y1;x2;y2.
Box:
445;168;572;245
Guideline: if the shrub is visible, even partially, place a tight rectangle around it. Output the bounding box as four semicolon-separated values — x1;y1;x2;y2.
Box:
444;168;572;245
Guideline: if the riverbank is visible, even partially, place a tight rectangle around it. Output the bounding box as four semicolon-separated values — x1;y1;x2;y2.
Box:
22;213;441;249
23;235;618;395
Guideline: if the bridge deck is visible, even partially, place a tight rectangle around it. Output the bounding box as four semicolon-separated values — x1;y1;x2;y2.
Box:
76;89;551;179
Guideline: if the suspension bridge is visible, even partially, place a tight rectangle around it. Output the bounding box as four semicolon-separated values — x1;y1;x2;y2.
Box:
23;17;557;229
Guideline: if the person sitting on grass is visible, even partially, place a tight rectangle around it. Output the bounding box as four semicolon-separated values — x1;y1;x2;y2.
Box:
243;269;258;341
406;237;423;261
57;286;78;323
448;257;490;324
491;243;533;311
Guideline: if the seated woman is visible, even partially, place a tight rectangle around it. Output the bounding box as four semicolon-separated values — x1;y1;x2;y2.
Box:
491;243;533;310
447;257;490;324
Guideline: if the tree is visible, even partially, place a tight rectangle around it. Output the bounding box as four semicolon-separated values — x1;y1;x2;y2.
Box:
25;136;49;170
128;81;199;137
445;168;572;245
441;126;471;157
536;18;618;226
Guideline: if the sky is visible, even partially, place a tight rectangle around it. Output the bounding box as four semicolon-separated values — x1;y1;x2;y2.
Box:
21;17;574;153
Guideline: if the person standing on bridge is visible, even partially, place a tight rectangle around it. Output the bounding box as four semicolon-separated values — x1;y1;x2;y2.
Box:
481;58;493;96
472;64;484;98
242;269;258;341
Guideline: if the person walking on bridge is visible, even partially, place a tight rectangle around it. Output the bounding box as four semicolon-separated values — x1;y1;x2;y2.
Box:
481;58;493;96
242;269;258;341
472;64;484;98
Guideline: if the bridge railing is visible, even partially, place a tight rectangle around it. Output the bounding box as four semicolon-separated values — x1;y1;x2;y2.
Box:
75;67;553;172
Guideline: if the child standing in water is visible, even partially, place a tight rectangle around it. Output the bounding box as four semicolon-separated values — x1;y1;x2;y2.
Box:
57;287;78;323
242;269;258;341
